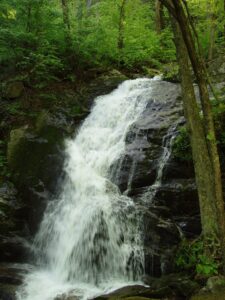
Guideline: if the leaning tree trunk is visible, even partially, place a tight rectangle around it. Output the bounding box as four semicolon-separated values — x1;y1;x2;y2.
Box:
160;0;225;271
171;16;219;246
118;0;127;50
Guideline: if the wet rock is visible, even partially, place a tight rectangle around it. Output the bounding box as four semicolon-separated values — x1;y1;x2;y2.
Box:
84;70;128;107
163;157;195;180
113;80;183;194
55;295;78;300
143;210;180;276
111;80;186;276
206;276;225;292
154;180;199;217
0;264;23;285
93;274;199;299
0;289;16;300
0;236;28;263
143;274;199;298
109;80;200;276
93;284;169;299
0;264;28;300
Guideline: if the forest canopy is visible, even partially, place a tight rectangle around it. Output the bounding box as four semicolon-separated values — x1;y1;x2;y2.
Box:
0;0;224;86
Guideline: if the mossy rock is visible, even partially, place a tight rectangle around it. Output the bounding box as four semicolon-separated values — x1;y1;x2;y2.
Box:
206;276;225;292
124;298;157;300
6;111;70;233
191;290;225;300
7;110;68;187
4;81;24;99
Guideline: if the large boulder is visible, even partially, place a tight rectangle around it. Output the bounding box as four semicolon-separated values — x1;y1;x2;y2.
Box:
0;264;28;300
92;274;199;299
7;110;72;234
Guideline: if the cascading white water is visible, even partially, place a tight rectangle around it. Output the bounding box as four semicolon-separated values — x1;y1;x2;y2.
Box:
17;78;159;300
143;121;181;203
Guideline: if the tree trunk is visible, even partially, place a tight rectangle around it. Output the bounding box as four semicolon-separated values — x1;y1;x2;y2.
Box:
160;0;225;270
118;0;127;51
61;0;73;55
224;0;225;41
26;1;32;33
171;16;219;244
208;1;217;61
61;0;71;31
155;0;164;34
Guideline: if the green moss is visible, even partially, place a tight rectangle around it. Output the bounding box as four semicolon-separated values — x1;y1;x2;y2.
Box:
191;291;225;300
125;298;157;300
7;127;27;169
7;122;64;187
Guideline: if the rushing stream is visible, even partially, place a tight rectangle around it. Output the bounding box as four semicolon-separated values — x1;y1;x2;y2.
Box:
17;77;165;300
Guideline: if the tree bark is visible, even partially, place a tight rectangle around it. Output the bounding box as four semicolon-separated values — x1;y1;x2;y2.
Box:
208;1;217;61
224;0;225;41
118;0;127;50
26;1;32;33
61;0;71;31
155;0;164;34
61;0;72;50
171;16;219;243
160;0;225;270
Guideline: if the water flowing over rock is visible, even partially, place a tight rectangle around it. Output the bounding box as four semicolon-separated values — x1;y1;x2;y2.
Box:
14;78;199;300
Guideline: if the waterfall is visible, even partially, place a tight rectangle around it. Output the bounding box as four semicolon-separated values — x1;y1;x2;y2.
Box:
143;121;181;203
17;78;160;300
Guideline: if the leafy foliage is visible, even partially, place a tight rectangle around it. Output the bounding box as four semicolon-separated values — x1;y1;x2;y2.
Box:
1;0;224;79
0;0;177;81
211;98;225;148
176;239;219;277
172;126;192;161
188;0;225;58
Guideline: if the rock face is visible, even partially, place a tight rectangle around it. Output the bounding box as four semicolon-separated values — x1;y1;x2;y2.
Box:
0;78;201;294
111;80;200;277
